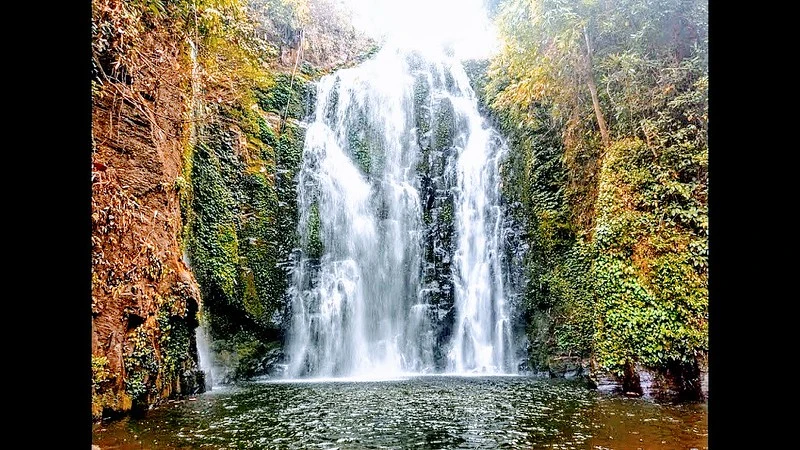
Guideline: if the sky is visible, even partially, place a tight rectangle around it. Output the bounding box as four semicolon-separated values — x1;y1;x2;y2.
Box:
339;0;499;59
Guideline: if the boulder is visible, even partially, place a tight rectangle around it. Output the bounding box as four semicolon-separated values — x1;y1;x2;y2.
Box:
588;357;707;401
548;356;586;379
180;369;206;396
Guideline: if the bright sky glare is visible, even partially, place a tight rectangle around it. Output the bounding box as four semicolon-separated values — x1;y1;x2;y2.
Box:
340;0;499;59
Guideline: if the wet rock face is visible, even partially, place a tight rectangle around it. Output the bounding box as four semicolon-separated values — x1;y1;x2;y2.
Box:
587;358;708;401
591;371;623;395
180;369;207;396
413;64;529;372
262;347;288;377
416;78;458;369
547;356;586;380
92;30;203;419
639;360;707;401
698;354;708;399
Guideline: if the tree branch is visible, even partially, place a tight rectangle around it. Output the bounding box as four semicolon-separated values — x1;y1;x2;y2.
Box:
583;26;610;148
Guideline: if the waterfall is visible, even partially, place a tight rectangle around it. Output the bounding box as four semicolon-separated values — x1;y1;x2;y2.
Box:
188;37;219;387
285;42;516;378
446;94;513;374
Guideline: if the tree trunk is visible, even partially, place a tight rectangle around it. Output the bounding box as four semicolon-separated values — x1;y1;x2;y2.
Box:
583;26;610;148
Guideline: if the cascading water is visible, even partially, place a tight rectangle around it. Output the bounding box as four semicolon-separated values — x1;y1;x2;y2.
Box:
285;44;517;377
285;1;517;378
446;96;514;374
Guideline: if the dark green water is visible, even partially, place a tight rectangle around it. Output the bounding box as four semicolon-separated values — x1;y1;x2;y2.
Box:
93;376;707;449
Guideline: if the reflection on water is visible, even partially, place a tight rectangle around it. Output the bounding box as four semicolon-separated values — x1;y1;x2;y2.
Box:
93;376;707;449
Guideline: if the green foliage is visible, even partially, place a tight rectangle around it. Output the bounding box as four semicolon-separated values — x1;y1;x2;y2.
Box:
488;0;708;375
254;0;311;32
274;121;305;266
123;325;159;404
190;139;241;305
156;305;193;380
92;355;112;391
92;355;129;419
258;115;279;148
193;1;278;98
484;55;590;367
188;120;284;337
92;0;274;95
591;138;707;373
462;59;492;113
490;0;707;129
176;0;318;357
185;71;311;371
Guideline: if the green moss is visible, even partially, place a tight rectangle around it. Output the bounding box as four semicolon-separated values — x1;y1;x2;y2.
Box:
222;102;262;138
92;355;116;418
258;114;279;148
346;111;373;174
341;104;385;176
156;303;193;385
177;143;195;256
432;98;455;154
440;202;453;223
300;61;320;78
348;130;372;175
184;80;311;376
306;202;324;259
255;73;311;121
278;120;305;171
123;325;159;406
274;120;304;275
238;169;281;322
208;335;283;381
413;75;431;149
462;59;491;113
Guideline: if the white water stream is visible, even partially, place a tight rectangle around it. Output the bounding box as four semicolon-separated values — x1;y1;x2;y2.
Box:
286;0;515;378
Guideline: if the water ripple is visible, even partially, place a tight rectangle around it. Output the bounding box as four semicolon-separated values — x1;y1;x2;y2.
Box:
94;376;707;449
